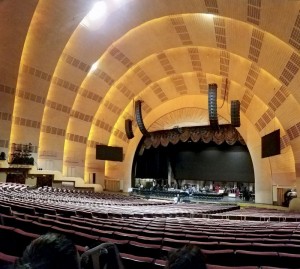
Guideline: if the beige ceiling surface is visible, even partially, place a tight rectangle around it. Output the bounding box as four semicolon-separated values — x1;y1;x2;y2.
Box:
1;0;300;191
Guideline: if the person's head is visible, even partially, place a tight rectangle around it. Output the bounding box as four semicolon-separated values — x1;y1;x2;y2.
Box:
166;244;207;269
15;233;80;269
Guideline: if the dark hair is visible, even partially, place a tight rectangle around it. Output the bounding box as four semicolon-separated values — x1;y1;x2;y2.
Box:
166;244;207;269
15;233;80;269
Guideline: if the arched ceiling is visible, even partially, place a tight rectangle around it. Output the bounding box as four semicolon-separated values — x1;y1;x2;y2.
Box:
1;0;300;184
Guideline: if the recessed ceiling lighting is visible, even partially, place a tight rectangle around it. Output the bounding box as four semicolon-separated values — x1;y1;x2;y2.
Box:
80;1;107;29
90;62;98;73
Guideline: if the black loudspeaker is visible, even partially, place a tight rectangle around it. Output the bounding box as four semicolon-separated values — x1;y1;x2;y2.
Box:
93;173;96;184
135;100;150;136
231;100;241;127
208;83;218;128
125;119;134;139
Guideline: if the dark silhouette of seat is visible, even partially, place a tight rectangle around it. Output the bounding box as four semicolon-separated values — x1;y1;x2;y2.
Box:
120;253;153;269
278;252;300;268
128;240;161;259
162;238;189;248
202;249;235;267
0;205;13;215
235;250;280;267
152;259;166;269
0;251;18;267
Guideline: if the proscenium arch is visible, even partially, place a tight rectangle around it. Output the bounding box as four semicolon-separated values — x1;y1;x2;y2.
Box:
113;95;294;204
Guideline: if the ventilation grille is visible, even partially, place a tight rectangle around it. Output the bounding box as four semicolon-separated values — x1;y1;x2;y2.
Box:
94;69;115;86
109;46;133;68
116;83;135;100
240;89;254;113
133;66;152;85
66;133;87;144
214;18;226;49
188;48;202;72
196;72;208;94
104;100;122;115
93;118;113;133
279;53;300;86
41;125;65;136
0;84;15;95
79;87;102;103
70;110;93;122
248;28;264;62
14;117;41;129
46;100;71;114
245;63;260;90
157;52;175;75
220;50;230;77
255;108;274;131
62;53;91;73
247;0;261;25
280;135;290;150
170;15;193;45
204;0;219;14
0;112;12;122
286;122;300;140
22;64;52;82
113;128;128;142
289;10;300;50
171;75;188;95
151;83;168;103
268;86;290;111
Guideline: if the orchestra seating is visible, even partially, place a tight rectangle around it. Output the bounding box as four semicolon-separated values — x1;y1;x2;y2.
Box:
0;182;300;268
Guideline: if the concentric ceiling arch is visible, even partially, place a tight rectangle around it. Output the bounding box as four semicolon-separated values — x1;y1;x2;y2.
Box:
2;0;300;205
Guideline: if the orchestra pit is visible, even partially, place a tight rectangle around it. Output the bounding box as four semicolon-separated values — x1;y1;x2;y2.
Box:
2;0;300;268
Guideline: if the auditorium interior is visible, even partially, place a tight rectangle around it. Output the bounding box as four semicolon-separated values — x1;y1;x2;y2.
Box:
1;0;300;268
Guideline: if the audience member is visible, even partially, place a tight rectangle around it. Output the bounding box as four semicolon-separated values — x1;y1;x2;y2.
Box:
14;233;80;269
165;244;207;269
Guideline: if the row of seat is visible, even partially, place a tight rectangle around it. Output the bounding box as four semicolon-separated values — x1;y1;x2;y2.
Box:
0;224;300;269
2;212;300;242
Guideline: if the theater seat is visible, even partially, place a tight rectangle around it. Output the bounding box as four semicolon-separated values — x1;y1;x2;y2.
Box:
235;250;280;267
0;251;18;267
152;259;166;269
278;252;300;268
120;253;154;269
202;249;235;267
128;240;161;259
207;265;258;269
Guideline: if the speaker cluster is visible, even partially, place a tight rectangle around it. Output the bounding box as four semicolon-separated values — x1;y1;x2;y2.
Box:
231;100;240;127
208;83;241;128
125;84;241;139
125;119;134;139
135;100;150;137
125;100;150;139
208;83;219;128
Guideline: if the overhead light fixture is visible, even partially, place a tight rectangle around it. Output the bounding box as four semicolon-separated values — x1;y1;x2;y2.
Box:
80;1;107;30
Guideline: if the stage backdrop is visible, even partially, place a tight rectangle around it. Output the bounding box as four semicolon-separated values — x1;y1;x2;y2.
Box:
134;140;254;182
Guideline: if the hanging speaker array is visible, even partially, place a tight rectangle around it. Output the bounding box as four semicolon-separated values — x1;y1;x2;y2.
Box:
208;83;219;129
135;100;150;137
125;119;134;139
231;100;241;127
